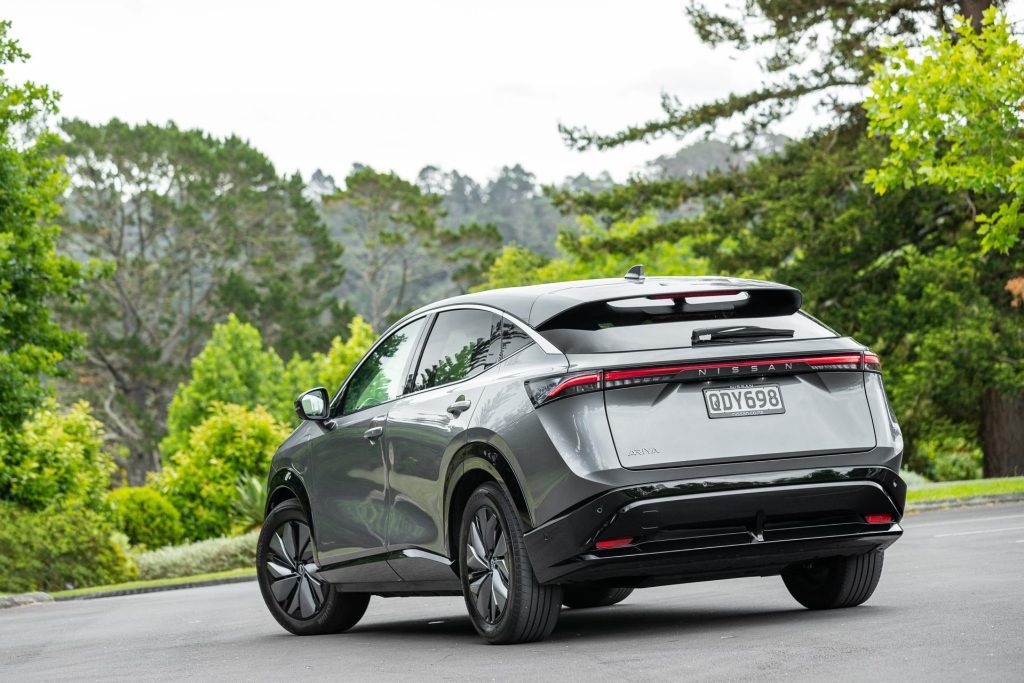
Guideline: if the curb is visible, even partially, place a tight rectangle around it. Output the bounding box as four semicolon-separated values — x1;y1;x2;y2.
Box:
906;491;1024;513
0;592;54;610
54;573;257;602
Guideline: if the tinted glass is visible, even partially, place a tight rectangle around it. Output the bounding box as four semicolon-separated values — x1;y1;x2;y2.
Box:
501;318;533;358
539;311;835;354
413;310;498;391
342;318;425;414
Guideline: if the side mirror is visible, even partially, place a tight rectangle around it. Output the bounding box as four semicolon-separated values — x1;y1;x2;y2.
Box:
295;387;330;421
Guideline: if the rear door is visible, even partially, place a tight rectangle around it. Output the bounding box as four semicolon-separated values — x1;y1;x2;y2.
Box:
537;291;877;470
384;308;501;579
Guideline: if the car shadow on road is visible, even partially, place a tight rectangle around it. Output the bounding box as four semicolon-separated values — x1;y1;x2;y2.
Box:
291;601;898;645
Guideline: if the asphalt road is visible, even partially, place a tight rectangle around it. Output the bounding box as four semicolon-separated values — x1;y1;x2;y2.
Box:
3;503;1023;682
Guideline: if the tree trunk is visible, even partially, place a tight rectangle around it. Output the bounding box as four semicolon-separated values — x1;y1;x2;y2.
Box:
981;389;1024;477
958;0;994;33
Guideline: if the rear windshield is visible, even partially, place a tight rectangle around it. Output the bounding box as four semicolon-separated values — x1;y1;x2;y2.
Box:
537;308;837;354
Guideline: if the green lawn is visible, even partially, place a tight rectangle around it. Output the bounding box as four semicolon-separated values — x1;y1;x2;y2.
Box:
52;567;255;599
907;476;1024;503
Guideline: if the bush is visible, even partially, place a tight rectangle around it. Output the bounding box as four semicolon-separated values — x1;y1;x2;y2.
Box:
161;315;288;457
156;404;287;540
0;502;137;593
108;486;184;549
231;475;268;534
915;434;984;482
134;531;259;580
0;399;114;511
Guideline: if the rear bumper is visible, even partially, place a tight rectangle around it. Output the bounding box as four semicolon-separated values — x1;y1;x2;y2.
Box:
523;466;905;585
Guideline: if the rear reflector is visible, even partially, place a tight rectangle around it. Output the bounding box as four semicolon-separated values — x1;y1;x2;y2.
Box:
864;513;893;524
594;537;634;549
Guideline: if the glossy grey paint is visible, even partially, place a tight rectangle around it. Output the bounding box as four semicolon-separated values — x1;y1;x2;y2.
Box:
264;276;905;593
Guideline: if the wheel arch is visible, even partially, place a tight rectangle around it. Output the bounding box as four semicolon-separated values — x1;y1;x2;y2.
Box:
265;468;313;529
443;441;532;567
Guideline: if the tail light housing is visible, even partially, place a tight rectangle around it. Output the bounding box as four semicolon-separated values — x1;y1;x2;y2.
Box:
526;351;882;407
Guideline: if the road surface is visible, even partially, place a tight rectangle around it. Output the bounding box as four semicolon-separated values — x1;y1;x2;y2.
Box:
2;503;1023;681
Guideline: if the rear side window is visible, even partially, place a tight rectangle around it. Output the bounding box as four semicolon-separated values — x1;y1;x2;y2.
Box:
412;309;500;391
500;318;533;358
538;303;836;354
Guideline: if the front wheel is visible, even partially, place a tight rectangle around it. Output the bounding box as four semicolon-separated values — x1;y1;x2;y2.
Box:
458;482;561;644
256;500;370;635
782;550;884;610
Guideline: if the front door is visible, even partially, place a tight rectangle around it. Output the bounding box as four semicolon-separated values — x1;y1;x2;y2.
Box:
307;316;426;573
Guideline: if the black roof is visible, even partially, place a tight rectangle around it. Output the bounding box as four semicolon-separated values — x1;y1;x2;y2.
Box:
403;276;800;328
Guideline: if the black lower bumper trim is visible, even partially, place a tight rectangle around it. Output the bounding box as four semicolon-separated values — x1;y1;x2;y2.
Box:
524;466;905;585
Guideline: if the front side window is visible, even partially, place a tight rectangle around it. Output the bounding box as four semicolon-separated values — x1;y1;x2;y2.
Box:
412;309;499;392
341;318;426;415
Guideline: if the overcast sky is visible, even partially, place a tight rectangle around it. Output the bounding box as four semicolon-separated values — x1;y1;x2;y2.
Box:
5;1;861;184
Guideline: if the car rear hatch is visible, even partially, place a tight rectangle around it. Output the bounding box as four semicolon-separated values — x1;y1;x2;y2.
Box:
533;284;878;470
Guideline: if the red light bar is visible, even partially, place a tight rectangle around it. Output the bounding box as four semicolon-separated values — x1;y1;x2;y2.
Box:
605;355;863;383
864;513;893;524
546;372;602;399
648;290;741;300
595;537;634;549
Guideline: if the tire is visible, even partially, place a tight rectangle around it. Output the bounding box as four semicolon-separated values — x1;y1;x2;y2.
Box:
257;500;370;635
458;482;562;644
561;585;634;609
782;550;884;610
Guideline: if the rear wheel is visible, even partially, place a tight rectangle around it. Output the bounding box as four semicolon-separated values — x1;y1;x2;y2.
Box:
782;550;884;610
458;482;561;644
561;585;634;609
257;500;370;635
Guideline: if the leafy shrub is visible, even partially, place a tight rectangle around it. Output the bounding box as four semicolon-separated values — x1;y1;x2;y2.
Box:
134;531;259;580
899;468;930;488
161;315;288;457
0;502;137;592
108;486;184;549
156;404;287;540
232;475;268;534
0;399;113;511
915;434;984;482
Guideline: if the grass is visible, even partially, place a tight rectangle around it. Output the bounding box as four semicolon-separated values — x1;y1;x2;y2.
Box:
906;476;1024;503
51;567;254;599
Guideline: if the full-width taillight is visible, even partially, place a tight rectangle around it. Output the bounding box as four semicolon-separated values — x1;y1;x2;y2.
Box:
525;372;603;407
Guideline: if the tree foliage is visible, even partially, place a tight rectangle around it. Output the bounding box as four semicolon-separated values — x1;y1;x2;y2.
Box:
0;399;114;512
322;166;500;329
156;403;288;540
0;22;91;434
865;8;1024;252
107;485;184;549
56;119;347;482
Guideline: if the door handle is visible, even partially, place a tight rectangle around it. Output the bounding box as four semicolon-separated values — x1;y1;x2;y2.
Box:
363;425;383;440
447;399;472;416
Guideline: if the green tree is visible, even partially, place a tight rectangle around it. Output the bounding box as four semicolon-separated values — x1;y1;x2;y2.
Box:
161;315;288;458
56;119;347;482
0;22;91;434
0;399;114;511
864;9;1024;473
865;8;1024;253
323;166;500;329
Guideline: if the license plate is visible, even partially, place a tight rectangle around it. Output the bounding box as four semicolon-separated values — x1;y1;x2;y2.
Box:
703;384;785;419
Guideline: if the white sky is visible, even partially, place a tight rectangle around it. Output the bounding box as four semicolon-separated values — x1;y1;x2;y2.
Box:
2;1;871;184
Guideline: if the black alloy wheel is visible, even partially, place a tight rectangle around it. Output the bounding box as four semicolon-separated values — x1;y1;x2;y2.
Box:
458;482;561;644
257;500;370;635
